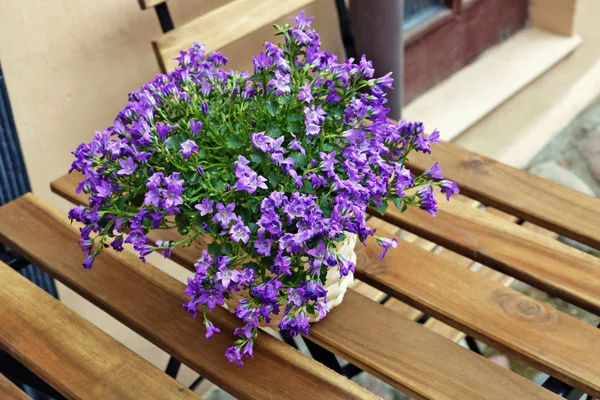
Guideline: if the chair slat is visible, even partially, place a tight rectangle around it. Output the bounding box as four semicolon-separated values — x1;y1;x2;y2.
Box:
153;0;315;71
311;290;559;400
354;220;600;397
0;262;201;400
0;194;376;400
0;374;29;400
375;199;600;315
43;183;561;399
406;141;600;249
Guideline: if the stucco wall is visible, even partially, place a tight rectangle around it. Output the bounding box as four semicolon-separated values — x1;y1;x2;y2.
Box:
0;0;342;211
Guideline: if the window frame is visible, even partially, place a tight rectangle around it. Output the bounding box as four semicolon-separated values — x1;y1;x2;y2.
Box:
404;0;482;45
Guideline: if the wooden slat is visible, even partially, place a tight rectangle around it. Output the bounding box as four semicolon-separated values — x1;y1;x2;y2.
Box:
0;194;376;400
153;0;315;71
44;184;561;400
0;374;29;400
354;223;600;397
375;198;600;316
310;290;559;400
0;262;200;400
405;141;600;249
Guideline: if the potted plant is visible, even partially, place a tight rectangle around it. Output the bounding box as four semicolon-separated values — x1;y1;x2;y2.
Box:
69;11;458;365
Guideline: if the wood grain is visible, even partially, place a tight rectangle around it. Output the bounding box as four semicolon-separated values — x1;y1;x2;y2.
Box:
354;219;600;397
153;0;315;71
0;262;200;400
311;290;559;400
0;374;29;400
375;197;600;315
0;194;376;400
48;174;566;398
405;140;600;250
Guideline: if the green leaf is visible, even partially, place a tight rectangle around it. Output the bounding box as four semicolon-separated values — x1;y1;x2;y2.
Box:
249;151;264;164
208;242;222;257
279;96;292;105
287;121;302;133
374;202;389;215
268;171;280;187
290;152;307;169
166;133;186;152
389;195;403;211
266;102;277;117
183;170;199;185
322;144;334;152
226;135;242;149
175;213;191;235
267;126;282;138
305;304;316;315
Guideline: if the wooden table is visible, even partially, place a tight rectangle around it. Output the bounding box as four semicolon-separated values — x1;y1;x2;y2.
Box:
1;140;599;399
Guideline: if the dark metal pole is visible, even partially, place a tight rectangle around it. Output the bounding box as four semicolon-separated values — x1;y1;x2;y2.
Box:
349;0;404;119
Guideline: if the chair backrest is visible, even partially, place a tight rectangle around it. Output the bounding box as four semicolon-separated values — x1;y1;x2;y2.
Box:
139;0;346;73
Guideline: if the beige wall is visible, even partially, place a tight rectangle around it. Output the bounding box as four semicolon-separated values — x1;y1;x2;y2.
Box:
0;0;342;211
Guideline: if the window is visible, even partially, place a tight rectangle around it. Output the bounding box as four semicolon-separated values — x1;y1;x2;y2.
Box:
404;0;445;31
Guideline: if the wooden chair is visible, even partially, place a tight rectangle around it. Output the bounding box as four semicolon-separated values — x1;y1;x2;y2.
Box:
0;261;200;399
44;137;600;398
138;0;345;73
1;192;577;399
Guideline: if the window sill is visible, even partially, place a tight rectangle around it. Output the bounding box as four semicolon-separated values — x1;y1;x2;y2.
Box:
403;27;582;142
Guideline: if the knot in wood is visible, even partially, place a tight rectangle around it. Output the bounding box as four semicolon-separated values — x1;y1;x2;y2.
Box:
491;288;557;325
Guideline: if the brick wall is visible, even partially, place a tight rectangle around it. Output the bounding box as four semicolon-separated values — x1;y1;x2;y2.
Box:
404;0;529;103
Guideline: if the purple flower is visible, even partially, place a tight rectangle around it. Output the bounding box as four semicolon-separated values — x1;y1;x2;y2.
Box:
212;202;236;228
375;236;398;259
440;180;459;201
417;184;438;216
274;252;292;276
225;346;243;366
337;254;355;277
252;51;272;72
117;157;136;176
254;237;273;256
250;131;272;152
288;133;305;155
319;151;338;175
376;72;394;89
297;84;313;103
198;286;225;311
294;10;315;29
156;123;175;141
204;319;220;338
189;119;204;136
216;263;240;289
314;301;329;319
424;162;443;179
195;198;214;216
269;70;291;96
230;220;250;243
241;341;254;358
179;139;199;158
287;288;303;307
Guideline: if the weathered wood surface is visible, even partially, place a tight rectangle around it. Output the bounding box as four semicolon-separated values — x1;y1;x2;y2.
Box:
376;198;600;315
355;221;600;397
0;262;201;400
0;373;29;400
0;194;376;400
405;141;600;249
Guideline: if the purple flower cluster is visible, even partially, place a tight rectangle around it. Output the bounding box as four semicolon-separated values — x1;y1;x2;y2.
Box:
68;11;457;365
